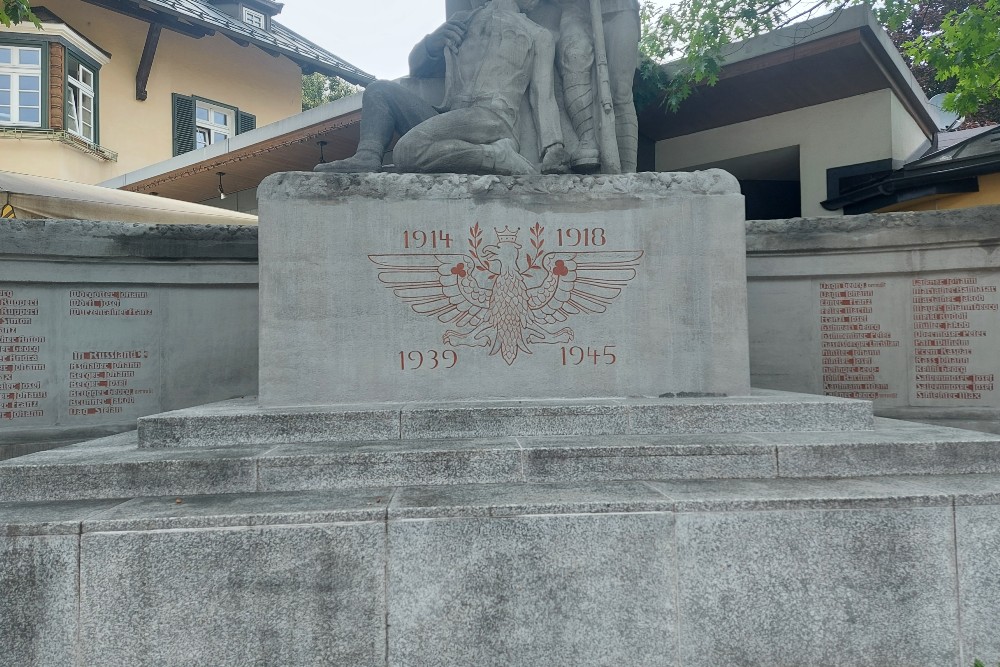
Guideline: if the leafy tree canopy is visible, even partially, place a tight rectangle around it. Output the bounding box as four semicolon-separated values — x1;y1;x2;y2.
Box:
1;0;38;27
640;0;1000;121
302;73;362;111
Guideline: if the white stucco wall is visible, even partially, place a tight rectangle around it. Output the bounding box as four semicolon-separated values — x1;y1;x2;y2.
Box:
654;90;931;217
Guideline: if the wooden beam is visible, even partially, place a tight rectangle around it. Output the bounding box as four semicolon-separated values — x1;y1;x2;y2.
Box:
135;22;162;101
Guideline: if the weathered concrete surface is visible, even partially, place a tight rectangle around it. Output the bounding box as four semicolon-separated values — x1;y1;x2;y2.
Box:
0;220;259;448
80;522;387;667
136;390;869;449
0;219;258;260
257;171;749;406
5;416;1000;503
746;205;1000;433
674;506;959;667
3;477;1000;665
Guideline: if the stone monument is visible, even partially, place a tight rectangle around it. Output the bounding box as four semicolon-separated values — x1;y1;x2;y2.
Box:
318;0;641;176
317;0;571;176
3;2;1000;665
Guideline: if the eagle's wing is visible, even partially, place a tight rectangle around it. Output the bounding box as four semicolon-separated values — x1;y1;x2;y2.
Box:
527;250;643;323
368;254;491;327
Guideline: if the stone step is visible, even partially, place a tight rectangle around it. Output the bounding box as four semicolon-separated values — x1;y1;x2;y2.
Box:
3;474;1000;666
2;419;999;503
136;389;875;449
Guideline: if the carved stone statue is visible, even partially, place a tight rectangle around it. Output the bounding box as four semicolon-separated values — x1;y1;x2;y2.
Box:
555;0;641;173
316;0;570;175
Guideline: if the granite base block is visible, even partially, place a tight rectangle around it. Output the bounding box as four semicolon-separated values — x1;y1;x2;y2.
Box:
775;423;1000;478
0;534;79;667
7;478;1000;664
675;507;959;667
138;399;401;448
387;510;677;667
79;521;387;667
136;391;876;449
257;439;524;491
0;444;264;503
522;436;777;482
956;505;1000;666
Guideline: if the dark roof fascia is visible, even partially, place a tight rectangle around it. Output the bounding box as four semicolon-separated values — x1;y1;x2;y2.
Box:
856;25;937;140
842;179;979;215
822;155;1000;210
79;0;374;85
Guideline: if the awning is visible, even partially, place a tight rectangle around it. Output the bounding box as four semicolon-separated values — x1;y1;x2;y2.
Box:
0;171;257;225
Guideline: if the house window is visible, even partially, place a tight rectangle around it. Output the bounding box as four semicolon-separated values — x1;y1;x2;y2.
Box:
196;100;232;149
242;7;266;29
0;46;43;127
66;59;95;141
172;93;255;156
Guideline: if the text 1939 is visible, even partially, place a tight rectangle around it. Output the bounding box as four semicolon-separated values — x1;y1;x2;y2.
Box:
399;350;458;370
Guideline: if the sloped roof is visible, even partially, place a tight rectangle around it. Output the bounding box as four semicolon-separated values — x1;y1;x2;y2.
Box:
639;6;937;142
90;0;374;85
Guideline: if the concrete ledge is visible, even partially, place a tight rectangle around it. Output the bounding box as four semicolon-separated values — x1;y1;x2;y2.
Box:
136;391;874;449
259;169;742;203
746;204;1000;253
0;219;258;260
4;419;1000;503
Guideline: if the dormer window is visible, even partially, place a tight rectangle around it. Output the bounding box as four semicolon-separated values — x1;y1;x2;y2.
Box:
242;7;266;30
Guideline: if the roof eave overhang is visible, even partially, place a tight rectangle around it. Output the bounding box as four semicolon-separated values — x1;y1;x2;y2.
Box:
821;157;1000;211
78;0;374;86
639;19;937;142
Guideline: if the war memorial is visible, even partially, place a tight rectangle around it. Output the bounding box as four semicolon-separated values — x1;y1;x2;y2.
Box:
2;0;1000;665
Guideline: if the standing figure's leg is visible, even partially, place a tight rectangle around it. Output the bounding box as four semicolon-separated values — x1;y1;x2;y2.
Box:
315;80;438;173
603;8;641;173
393;108;536;175
556;3;601;171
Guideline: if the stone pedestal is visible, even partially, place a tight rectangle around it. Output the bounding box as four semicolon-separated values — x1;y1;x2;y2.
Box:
257;171;749;406
7;173;1000;667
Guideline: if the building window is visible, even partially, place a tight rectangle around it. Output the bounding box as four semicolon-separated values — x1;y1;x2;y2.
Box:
242;7;266;29
0;45;43;127
66;59;95;141
196;100;232;149
172;93;255;156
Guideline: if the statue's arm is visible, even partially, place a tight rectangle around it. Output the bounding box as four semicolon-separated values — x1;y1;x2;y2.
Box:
527;25;564;154
409;12;473;78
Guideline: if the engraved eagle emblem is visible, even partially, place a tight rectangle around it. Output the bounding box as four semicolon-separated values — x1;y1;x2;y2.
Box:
369;224;643;365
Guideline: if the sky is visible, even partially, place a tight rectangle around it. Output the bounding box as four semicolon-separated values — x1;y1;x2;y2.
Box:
277;1;670;80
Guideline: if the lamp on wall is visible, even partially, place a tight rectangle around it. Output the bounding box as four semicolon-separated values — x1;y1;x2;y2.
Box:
217;172;227;200
317;141;328;164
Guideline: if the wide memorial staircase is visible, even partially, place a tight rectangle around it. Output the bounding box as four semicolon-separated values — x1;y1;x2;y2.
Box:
4;391;1000;666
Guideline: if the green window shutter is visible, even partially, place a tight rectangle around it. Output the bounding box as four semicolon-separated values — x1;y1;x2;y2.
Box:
236;110;256;135
172;93;196;155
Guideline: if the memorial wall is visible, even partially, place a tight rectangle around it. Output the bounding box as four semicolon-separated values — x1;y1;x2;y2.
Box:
0;220;259;455
746;205;1000;432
